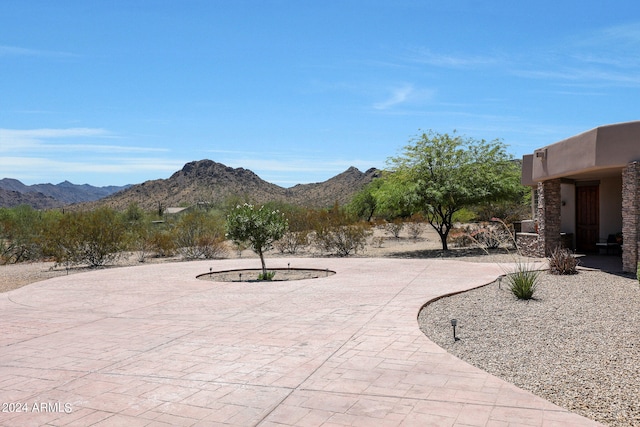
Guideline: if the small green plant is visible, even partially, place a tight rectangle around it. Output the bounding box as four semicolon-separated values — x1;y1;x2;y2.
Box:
258;271;276;281
505;263;540;300
548;246;578;275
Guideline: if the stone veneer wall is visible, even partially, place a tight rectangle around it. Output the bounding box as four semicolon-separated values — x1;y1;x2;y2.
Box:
537;179;561;257
515;232;539;257
622;162;640;273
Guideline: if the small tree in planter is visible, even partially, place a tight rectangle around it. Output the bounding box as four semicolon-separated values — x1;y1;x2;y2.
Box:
226;204;288;279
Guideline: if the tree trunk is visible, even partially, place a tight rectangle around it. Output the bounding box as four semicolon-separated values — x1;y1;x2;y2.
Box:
258;249;267;276
438;231;449;251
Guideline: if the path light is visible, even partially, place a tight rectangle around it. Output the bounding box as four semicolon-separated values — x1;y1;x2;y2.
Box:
288;262;290;270
239;273;242;282
451;319;459;341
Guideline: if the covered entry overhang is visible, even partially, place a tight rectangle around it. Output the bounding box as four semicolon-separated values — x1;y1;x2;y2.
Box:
521;121;640;273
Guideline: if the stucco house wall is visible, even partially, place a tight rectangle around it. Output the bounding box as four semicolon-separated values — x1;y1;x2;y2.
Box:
520;121;640;273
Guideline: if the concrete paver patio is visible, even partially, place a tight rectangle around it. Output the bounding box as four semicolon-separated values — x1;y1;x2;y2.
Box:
0;258;602;426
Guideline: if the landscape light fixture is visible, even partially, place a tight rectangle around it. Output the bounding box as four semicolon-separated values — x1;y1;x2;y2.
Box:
450;319;459;341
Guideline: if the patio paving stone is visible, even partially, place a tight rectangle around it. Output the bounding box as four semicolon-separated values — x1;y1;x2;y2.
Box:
0;258;603;426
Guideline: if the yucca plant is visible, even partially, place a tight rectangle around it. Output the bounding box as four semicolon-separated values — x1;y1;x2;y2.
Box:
505;262;540;300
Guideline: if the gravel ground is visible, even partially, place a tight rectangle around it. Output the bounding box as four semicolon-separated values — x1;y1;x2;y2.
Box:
419;269;640;427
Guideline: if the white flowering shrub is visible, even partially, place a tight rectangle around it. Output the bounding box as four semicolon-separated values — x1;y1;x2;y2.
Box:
225;204;288;277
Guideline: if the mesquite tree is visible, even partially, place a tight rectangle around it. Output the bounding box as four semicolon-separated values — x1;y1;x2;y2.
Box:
377;130;521;250
225;203;288;276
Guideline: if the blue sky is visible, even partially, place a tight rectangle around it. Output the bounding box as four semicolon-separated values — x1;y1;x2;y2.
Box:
2;1;640;187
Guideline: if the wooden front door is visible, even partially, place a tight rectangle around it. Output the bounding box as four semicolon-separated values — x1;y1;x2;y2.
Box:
576;185;599;253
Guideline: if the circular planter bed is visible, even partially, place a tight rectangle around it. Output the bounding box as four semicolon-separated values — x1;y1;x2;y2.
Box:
197;267;336;282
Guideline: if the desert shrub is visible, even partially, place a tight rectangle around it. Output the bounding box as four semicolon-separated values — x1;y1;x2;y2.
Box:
406;214;424;240
175;210;227;259
548;246;579;275
505;263;540;300
42;207;127;267
41;211;83;268
384;219;404;239
123;204;155;262
449;226;475;248
0;205;45;263
302;203;371;256
76;208;127;267
471;223;512;250
274;230;309;254
371;236;385;248
313;223;372;256
453;220;515;252
148;227;177;257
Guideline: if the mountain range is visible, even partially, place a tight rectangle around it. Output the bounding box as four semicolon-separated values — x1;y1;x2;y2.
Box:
0;178;130;209
1;160;380;210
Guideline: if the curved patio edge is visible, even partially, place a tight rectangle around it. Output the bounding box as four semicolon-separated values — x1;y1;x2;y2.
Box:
0;258;603;426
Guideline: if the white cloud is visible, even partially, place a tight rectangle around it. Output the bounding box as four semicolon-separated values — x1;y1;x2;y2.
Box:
0;128;181;185
0;127;108;139
372;84;435;110
512;22;640;87
403;48;501;68
0;156;184;183
373;85;414;110
0;45;75;58
0;127;168;153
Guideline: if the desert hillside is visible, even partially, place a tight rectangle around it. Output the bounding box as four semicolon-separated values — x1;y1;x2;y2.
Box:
86;160;380;211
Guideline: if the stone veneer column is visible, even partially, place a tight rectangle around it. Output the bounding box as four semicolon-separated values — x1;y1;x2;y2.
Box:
537;179;561;257
622;162;640;274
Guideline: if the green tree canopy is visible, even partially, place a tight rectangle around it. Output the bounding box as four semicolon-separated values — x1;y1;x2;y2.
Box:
378;130;522;250
225;203;288;275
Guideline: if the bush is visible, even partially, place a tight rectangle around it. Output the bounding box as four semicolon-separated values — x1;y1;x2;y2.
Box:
175;210;228;259
42;207;127;267
505;263;540;300
449;226;475;248
471;222;513;251
384;219;404;239
406;214;424;240
313;223;372;256
148;228;177;257
0;205;45;263
274;230;309;254
548;246;579;275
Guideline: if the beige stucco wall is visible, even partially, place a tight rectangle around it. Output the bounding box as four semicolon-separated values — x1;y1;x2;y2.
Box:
529;121;640;182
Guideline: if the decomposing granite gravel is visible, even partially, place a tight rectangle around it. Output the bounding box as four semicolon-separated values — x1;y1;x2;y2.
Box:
418;269;640;427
